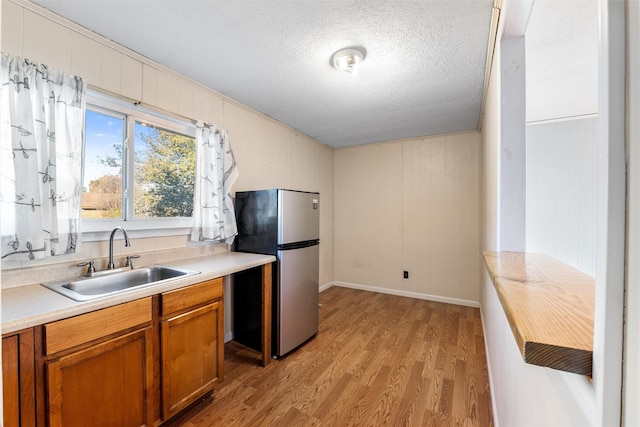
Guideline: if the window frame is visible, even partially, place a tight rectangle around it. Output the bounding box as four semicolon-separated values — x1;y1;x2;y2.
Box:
82;91;197;239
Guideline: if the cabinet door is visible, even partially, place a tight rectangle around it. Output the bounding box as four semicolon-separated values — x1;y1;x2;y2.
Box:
3;335;20;427
161;301;223;419
46;328;153;427
3;330;35;427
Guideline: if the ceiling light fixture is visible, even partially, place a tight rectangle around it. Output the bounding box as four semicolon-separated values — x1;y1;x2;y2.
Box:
331;46;366;76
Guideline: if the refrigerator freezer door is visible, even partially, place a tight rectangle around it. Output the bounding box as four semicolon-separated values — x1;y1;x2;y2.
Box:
278;190;320;245
235;189;278;255
276;244;319;355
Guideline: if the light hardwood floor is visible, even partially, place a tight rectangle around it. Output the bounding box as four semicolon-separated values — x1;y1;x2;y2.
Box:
170;286;493;426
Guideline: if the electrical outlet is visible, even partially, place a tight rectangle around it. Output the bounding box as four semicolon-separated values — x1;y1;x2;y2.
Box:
403;270;409;279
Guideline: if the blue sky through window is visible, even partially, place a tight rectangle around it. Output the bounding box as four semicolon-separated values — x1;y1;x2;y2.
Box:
84;109;123;191
83;105;194;219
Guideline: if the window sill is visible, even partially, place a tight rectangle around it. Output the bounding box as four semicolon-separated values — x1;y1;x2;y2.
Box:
483;251;594;375
81;218;194;242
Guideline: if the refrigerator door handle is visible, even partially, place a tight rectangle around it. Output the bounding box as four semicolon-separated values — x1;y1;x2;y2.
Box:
276;239;320;251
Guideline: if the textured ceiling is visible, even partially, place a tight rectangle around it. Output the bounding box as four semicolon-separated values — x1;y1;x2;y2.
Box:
30;0;494;148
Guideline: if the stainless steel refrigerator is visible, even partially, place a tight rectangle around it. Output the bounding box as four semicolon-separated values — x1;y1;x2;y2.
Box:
234;189;320;357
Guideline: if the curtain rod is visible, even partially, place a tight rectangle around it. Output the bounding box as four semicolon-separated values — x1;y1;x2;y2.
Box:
87;84;204;127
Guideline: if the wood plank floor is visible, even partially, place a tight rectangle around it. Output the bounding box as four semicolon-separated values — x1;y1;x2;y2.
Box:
170;286;493;426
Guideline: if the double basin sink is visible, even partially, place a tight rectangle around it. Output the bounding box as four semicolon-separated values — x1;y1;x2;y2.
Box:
43;265;200;301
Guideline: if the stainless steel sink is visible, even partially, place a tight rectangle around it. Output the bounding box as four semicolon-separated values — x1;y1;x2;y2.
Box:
42;266;200;301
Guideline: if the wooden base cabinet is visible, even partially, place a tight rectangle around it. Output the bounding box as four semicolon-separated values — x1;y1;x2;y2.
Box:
2;329;36;427
42;298;153;427
8;278;226;425
160;278;224;420
3;335;21;427
46;328;153;427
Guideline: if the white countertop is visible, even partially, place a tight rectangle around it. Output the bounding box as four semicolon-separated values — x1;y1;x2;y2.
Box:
2;251;275;335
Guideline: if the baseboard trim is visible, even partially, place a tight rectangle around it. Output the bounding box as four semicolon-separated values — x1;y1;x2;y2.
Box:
319;281;335;292
232;281;479;340
329;281;480;308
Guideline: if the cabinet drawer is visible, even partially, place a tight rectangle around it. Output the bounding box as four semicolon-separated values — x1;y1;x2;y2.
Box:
44;297;152;355
161;278;223;316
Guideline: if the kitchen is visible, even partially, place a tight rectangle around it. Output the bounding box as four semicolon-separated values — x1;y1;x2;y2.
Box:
1;0;639;426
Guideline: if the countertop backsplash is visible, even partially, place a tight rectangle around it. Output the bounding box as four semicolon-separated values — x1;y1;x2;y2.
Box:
1;241;228;289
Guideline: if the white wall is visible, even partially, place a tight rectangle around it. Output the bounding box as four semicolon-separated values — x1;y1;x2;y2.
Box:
498;36;527;252
624;1;640;424
481;35;499;256
523;0;599;278
0;0;334;289
480;0;592;425
526;117;598;276
334;131;482;305
525;0;598;123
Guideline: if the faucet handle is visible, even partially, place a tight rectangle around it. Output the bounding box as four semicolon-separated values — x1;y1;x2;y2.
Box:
77;261;96;276
125;255;140;269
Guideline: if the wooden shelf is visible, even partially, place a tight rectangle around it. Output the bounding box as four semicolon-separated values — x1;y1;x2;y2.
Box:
483;251;594;375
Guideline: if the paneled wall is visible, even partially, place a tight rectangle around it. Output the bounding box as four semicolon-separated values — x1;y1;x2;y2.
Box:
334;142;403;292
334;131;481;305
526;116;598;276
0;0;334;287
225;102;335;284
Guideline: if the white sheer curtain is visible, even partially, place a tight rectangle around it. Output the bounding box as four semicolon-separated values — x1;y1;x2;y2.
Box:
190;123;239;244
0;53;86;260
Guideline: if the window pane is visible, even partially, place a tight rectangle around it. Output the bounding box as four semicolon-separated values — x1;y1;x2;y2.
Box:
83;109;124;219
133;122;196;218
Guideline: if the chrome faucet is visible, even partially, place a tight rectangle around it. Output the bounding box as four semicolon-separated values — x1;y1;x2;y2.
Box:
108;226;130;269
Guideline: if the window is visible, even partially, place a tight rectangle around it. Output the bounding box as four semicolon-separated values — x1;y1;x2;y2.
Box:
133;121;195;218
83;108;125;219
83;91;196;233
